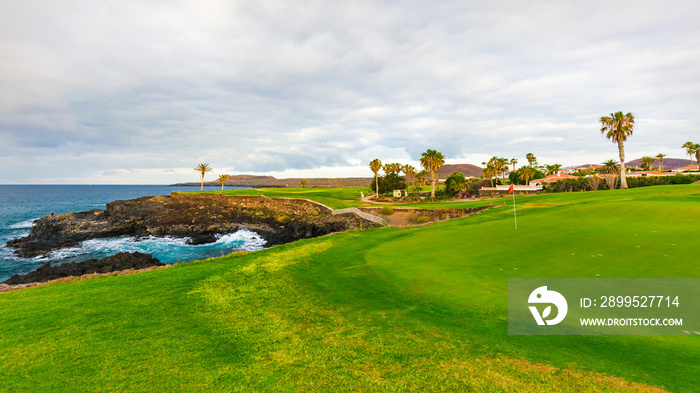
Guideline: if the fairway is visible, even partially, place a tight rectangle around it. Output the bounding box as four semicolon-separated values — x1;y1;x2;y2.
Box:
1;185;698;392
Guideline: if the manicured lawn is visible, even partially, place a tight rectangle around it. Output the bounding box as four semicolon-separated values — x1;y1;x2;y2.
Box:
1;185;698;391
194;187;367;209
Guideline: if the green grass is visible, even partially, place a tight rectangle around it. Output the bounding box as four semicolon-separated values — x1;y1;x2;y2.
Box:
1;185;699;392
189;187;367;209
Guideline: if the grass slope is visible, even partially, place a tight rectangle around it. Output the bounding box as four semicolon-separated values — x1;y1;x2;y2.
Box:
1;185;698;392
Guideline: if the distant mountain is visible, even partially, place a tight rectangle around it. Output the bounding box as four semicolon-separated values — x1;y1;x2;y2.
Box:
438;164;483;178
172;174;371;188
625;158;694;170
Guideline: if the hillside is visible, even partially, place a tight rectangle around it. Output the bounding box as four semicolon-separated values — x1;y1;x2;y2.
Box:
438;163;483;178
172;175;372;188
626;157;695;170
174;163;486;188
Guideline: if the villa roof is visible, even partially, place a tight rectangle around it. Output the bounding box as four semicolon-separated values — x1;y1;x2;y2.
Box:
529;174;577;183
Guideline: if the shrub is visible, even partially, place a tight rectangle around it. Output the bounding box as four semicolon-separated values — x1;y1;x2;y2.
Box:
380;206;394;215
277;215;291;223
416;216;430;224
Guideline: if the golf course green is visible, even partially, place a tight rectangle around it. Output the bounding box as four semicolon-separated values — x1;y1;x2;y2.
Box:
1;185;698;392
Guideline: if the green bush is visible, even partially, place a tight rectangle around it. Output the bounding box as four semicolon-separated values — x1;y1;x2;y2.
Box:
416;216;430;224
380;206;394;215
277;215;291;223
543;174;700;193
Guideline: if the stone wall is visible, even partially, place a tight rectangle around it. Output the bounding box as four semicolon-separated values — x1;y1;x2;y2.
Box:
168;193;332;215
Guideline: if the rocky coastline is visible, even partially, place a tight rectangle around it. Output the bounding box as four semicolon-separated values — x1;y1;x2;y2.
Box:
2;251;164;285
6;193;378;259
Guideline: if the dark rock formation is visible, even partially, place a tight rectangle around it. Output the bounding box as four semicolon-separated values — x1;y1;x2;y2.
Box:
7;193;378;258
2;252;164;285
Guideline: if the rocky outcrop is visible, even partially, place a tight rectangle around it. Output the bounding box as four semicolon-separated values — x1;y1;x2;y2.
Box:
2;252;164;285
7;193;377;258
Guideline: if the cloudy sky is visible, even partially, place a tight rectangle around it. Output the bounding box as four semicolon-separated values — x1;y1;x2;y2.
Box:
1;0;699;184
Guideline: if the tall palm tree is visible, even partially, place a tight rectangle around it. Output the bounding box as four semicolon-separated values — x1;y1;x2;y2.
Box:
403;165;417;195
692;143;700;170
682;142;694;167
640;156;655;171
420;149;446;198
600;111;635;189
369;159;382;198
599;159;620;174
194;163;213;191
655;153;666;170
217;174;229;191
526;153;537;167
510;158;518;173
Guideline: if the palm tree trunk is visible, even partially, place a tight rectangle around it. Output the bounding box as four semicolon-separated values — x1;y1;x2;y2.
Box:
430;171;436;198
201;175;204;191
618;141;628;189
375;172;379;199
696;152;700;170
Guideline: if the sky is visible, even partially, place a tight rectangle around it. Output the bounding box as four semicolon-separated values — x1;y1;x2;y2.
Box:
1;0;699;184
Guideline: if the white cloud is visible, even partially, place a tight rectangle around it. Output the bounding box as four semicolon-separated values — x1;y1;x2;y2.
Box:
1;0;700;183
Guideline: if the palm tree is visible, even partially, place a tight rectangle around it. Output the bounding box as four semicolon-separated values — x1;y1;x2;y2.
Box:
599;159;620;174
519;167;536;185
600;111;635;189
403;165;417;195
482;165;496;187
383;163;403;175
550;164;562;175
682;142;694;167
194;163;213;191
369;159;382;198
526;153;537;167
510;158;518;173
420;149;446;198
299;179;308;188
655;153;666;170
640;156;655;171
683;142;700;170
217;174;229;191
416;170;430;186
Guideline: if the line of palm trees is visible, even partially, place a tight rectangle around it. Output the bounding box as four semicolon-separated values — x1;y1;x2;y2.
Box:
369;149;446;199
193;163;229;191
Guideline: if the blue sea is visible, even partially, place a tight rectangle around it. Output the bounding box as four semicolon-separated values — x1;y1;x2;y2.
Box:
0;185;266;282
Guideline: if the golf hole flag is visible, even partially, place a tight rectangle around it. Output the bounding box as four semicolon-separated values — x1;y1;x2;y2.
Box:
510;184;517;229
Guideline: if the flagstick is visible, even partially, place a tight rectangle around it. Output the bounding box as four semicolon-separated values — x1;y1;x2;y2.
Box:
512;190;518;230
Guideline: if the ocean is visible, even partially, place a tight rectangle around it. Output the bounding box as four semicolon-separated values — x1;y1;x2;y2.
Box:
0;185;266;282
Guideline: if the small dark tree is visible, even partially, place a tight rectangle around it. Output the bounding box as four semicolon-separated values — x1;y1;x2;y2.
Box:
444;172;468;196
369;173;407;195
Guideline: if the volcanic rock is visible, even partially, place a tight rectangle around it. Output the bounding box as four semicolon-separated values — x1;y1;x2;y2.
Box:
2;252;164;285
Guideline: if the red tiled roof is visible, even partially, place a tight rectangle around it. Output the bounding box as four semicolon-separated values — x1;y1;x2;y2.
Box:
529;174;577;184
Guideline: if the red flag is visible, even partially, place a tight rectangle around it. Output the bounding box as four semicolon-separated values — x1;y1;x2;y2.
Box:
508;184;514;194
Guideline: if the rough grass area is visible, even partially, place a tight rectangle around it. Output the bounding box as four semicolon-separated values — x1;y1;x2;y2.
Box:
1;185;698;392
